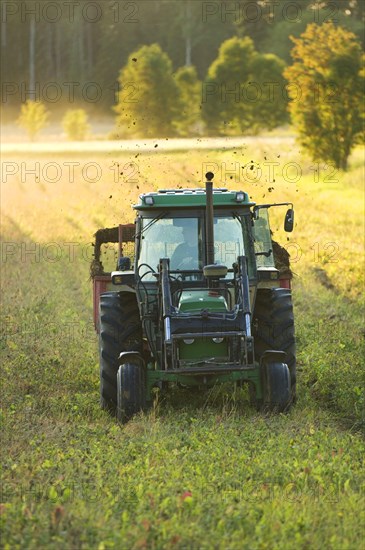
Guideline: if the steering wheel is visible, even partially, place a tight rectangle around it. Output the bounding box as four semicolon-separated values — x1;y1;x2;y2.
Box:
173;256;197;271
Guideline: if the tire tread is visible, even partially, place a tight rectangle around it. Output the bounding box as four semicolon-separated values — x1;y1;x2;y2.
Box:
99;292;142;411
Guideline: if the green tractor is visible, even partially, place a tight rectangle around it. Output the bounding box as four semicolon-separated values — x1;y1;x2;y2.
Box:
91;173;296;421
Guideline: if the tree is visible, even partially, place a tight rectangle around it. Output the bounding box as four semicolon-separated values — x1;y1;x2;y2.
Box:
62;109;90;141
202;37;257;135
173;66;201;136
16;100;50;141
114;44;181;137
284;21;364;170
202;37;288;135
250;53;288;132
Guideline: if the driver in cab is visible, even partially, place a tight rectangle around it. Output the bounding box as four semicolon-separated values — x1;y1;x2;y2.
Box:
170;222;200;270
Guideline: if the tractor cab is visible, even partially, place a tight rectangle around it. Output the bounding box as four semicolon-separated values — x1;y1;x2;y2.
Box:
134;186;256;277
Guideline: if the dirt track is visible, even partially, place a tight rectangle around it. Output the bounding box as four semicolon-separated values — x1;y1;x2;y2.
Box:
1;135;295;153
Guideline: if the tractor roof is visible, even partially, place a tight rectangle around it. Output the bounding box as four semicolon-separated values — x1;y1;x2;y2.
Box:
134;188;254;210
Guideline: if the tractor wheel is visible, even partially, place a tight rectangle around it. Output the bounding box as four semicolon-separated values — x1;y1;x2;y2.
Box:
99;291;142;412
117;362;146;422
262;362;291;412
253;288;296;402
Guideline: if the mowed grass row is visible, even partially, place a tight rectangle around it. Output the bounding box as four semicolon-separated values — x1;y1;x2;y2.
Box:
1;143;364;548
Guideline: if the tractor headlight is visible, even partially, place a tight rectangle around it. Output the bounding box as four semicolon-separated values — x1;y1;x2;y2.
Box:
212;337;224;344
235;192;245;202
144;196;154;205
183;339;194;345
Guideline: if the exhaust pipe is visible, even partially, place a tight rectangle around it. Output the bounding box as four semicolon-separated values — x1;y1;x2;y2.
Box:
205;172;214;265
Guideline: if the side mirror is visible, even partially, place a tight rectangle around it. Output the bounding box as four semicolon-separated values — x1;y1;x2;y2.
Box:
284;209;294;232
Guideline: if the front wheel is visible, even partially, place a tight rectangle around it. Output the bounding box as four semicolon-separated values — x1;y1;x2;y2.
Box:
117;362;146;422
253;288;296;402
262;361;291;413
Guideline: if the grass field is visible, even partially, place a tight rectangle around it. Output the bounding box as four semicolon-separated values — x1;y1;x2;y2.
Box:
1;139;364;549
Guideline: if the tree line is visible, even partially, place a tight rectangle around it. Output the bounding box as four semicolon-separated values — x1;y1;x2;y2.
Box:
113;21;363;169
2;1;364;169
1;0;363;111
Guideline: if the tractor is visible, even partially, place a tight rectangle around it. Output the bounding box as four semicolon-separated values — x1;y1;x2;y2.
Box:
91;173;296;421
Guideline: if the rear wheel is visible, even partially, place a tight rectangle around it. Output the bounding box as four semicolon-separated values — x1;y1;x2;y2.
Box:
99;291;142;412
253;288;296;403
117;362;146;422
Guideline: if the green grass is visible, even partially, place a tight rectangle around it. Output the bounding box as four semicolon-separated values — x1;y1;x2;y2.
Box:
1;142;364;548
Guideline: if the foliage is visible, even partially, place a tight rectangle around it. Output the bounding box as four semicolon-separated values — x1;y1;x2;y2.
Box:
62;109;91;141
202;37;288;135
202;37;257;135
236;1;365;63
284;21;364;170
296;282;365;423
114;44;182;138
258;8;318;64
16;100;50;141
249;53;289;132
2;1;364;116
173;66;202;136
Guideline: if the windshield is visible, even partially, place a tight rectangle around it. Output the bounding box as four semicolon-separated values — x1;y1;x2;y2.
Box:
138;217;202;279
138;214;249;280
213;216;243;267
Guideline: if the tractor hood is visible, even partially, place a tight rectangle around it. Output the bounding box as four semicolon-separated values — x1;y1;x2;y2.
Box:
178;290;229;313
